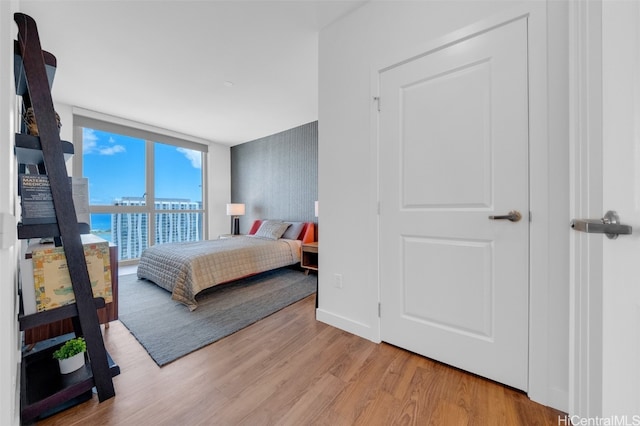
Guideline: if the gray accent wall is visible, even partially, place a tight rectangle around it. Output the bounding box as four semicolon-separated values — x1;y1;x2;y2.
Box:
230;121;318;234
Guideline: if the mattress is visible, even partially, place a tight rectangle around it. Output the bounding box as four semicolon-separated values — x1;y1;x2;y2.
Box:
137;236;301;310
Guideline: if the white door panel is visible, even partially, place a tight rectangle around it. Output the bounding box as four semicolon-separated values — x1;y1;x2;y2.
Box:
379;18;529;390
402;59;492;208
402;237;493;338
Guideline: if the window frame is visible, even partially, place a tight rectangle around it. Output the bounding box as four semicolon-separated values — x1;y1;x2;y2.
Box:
73;113;209;265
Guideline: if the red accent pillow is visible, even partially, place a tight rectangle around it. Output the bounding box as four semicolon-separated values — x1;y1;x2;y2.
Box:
247;220;262;235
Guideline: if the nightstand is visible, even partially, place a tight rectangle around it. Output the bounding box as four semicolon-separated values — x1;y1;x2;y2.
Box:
301;242;318;274
219;234;243;239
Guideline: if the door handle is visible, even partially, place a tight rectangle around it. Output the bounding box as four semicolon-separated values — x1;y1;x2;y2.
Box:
570;210;632;239
488;210;522;222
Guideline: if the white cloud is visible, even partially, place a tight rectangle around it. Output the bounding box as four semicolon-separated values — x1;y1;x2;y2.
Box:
98;145;126;155
82;128;126;156
82;128;98;154
177;147;202;169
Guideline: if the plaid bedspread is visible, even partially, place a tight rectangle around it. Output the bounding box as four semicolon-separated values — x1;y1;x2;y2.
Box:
137;236;301;310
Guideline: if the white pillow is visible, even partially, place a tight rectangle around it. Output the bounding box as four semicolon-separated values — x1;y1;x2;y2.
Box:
254;220;290;240
281;222;305;240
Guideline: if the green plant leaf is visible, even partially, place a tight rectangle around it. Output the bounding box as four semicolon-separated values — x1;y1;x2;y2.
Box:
52;337;86;360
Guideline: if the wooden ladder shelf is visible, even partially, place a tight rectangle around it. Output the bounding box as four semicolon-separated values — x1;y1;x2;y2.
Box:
14;13;118;423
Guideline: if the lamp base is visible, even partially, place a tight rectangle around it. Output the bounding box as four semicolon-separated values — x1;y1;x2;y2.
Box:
232;217;240;235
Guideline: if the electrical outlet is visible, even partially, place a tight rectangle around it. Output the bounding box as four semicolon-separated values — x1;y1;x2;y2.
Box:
334;273;343;289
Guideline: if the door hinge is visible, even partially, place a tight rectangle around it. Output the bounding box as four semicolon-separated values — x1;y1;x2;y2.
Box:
374;96;381;112
378;302;381;317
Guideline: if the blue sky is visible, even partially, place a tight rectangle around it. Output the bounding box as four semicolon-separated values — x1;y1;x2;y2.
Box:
82;128;203;205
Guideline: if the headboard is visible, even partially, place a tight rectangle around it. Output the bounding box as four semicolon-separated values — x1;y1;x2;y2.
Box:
248;220;315;244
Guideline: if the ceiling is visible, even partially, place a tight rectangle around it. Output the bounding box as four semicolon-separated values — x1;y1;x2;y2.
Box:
17;1;366;146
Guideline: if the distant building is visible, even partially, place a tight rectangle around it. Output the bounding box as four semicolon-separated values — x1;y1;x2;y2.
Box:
111;197;202;260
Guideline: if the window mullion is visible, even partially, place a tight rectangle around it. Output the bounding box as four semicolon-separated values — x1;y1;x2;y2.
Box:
146;140;155;249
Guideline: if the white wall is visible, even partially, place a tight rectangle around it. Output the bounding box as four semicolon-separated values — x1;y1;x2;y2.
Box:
1;1;21;425
318;0;569;411
207;142;231;239
56;103;74;176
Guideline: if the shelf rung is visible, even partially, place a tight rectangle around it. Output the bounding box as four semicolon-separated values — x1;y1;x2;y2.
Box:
15;132;73;164
19;298;106;331
17;222;90;239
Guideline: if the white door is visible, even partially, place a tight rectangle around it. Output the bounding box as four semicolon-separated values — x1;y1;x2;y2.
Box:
379;18;529;391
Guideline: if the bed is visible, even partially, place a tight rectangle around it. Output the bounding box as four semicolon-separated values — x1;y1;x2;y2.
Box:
136;220;315;310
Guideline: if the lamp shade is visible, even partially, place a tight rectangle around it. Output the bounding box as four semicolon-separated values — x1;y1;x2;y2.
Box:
226;203;245;216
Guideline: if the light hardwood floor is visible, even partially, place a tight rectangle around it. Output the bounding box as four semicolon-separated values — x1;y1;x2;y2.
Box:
36;295;566;425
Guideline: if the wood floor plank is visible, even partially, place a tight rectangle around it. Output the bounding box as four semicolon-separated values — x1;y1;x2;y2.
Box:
353;390;403;426
273;372;347;425
35;295;566;425
379;348;420;398
211;329;352;424
429;400;470;426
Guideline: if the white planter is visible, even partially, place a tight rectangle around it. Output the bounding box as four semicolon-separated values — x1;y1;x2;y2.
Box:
57;352;85;374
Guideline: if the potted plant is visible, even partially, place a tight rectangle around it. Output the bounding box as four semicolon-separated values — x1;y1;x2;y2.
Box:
52;337;86;374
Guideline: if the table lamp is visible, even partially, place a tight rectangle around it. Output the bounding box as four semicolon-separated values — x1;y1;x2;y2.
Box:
226;203;245;235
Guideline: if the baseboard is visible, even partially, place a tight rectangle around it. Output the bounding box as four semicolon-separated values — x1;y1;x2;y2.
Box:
315;308;380;343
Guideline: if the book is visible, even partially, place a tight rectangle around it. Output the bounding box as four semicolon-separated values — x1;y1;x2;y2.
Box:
19;174;57;225
72;177;90;225
19;255;37;315
19;174;79;226
28;234;112;313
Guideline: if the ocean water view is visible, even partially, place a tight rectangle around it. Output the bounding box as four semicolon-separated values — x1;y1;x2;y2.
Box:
92;230;112;242
90;213;112;242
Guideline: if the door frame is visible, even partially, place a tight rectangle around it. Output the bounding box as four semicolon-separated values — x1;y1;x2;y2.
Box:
371;3;568;410
568;0;640;417
568;0;603;417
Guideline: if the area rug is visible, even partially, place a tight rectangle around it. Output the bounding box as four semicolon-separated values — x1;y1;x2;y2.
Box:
117;268;316;366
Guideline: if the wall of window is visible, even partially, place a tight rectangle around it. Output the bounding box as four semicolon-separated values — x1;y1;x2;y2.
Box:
73;114;208;264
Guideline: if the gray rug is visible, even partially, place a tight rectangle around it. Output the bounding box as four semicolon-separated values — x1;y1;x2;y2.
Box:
118;268;316;366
